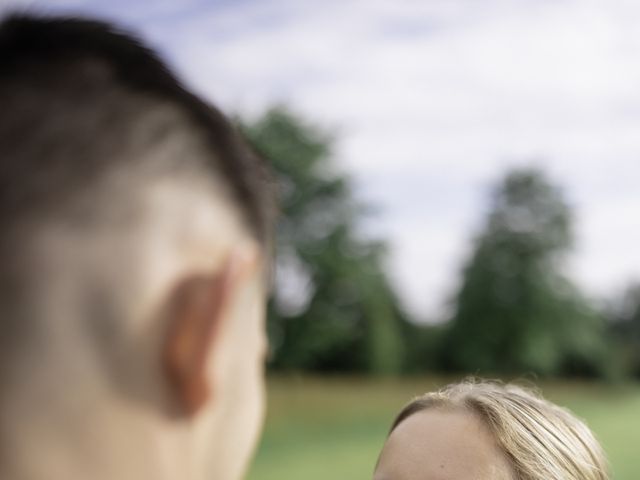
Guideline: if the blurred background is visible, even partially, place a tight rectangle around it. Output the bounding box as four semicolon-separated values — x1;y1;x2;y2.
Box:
3;1;640;478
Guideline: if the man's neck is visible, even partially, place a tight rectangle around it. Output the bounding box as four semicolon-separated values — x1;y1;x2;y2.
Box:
0;361;194;480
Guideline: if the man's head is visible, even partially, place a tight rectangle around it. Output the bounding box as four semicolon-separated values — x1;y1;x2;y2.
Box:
0;14;274;480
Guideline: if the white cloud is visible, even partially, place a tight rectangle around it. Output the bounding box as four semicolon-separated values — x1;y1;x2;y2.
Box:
5;0;640;319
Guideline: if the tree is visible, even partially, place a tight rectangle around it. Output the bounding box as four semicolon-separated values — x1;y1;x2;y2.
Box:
442;168;610;377
239;106;406;374
606;283;640;377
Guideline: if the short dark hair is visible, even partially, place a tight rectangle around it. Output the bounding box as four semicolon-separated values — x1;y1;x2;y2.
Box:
0;13;274;244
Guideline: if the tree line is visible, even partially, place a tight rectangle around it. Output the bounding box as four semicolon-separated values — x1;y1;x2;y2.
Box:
240;106;640;379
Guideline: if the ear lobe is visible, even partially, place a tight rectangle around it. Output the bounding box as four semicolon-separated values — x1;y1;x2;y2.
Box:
162;272;228;417
162;246;260;417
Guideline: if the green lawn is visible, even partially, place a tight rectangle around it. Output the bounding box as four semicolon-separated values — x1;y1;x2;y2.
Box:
247;376;640;480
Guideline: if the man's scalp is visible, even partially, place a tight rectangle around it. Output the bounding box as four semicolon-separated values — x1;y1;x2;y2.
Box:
0;13;274;243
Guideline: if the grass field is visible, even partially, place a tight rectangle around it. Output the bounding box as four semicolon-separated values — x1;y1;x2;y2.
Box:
247;376;640;480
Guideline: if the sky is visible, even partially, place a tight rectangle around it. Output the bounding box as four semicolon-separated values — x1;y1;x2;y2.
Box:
3;0;640;320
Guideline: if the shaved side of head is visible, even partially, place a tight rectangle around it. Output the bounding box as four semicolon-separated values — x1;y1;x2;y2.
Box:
0;15;275;480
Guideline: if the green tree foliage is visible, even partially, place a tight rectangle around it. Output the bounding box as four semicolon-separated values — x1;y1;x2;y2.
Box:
240;107;405;374
442;168;610;377
607;283;640;377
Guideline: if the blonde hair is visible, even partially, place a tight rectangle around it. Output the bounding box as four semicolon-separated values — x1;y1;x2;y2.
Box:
390;380;609;480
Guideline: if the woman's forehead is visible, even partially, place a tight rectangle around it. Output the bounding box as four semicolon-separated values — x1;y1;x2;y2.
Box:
374;409;513;480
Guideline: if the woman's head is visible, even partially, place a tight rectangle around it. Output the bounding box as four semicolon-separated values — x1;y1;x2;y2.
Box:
374;380;609;480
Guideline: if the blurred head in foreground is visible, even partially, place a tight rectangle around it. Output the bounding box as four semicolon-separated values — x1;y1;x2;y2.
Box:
374;380;609;480
0;14;274;480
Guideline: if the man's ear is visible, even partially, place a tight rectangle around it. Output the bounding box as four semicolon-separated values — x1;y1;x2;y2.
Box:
162;246;258;417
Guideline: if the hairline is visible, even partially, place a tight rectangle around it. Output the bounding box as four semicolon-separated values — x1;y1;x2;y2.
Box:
387;381;609;480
